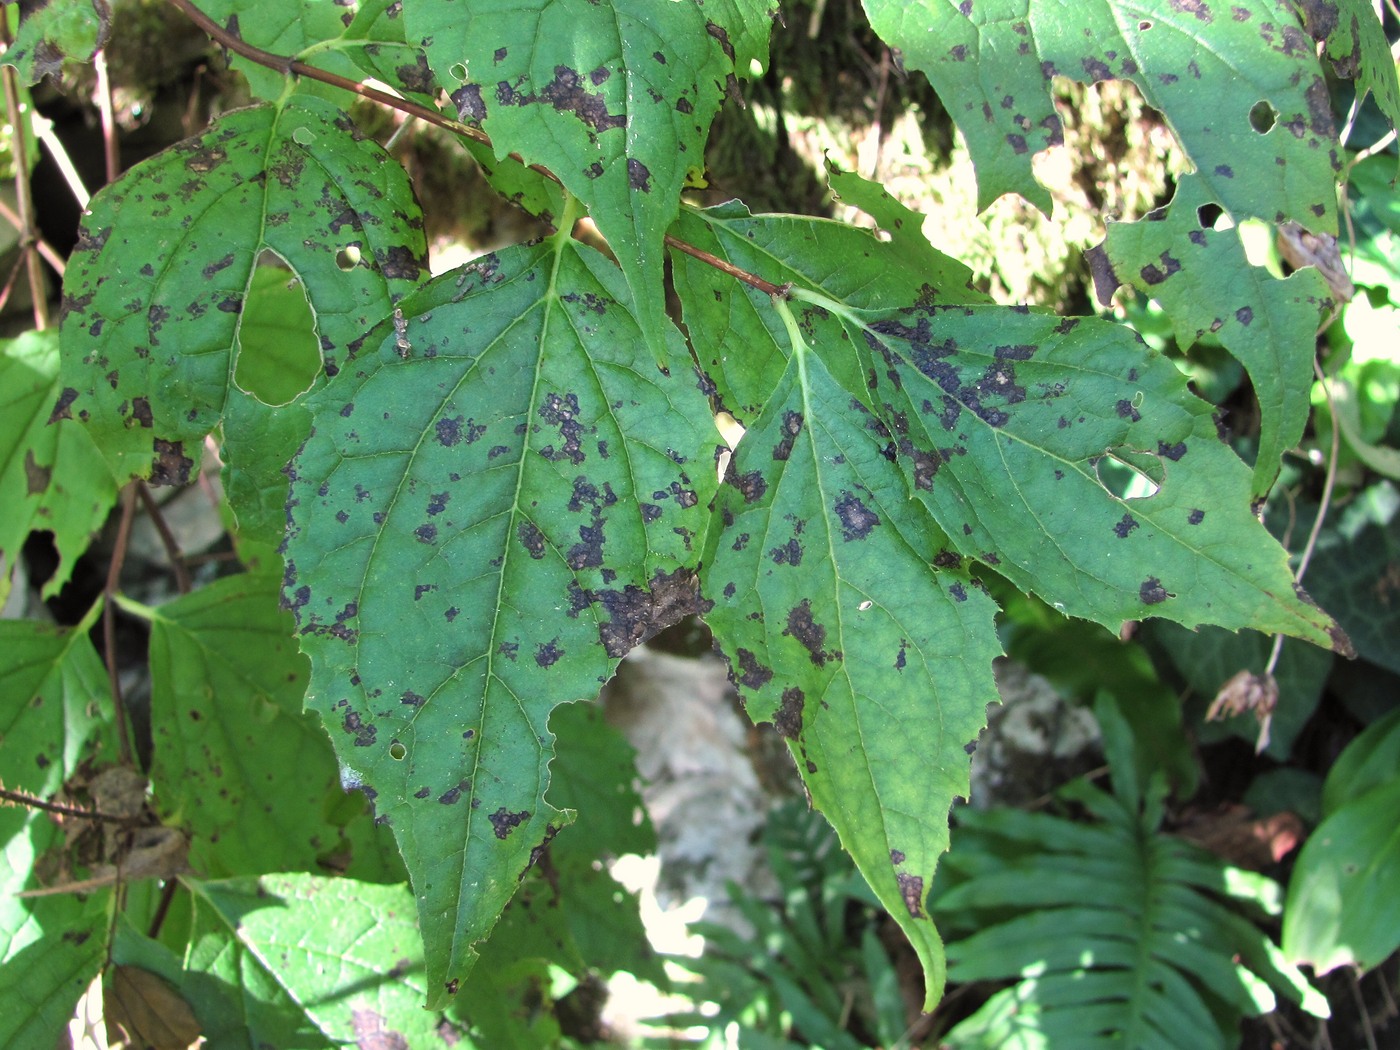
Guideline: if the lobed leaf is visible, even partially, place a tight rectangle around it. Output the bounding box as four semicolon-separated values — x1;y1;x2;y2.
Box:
701;326;1003;1009
407;0;769;362
1088;175;1333;495
283;235;718;1005
0;332;121;602
863;0;1341;224
59;93;426;484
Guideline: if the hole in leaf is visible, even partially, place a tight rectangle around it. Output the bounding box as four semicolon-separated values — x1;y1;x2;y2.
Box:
335;245;361;271
449;62;468;82
1196;203;1224;229
1094;450;1162;499
1248;100;1277;134
233;251;323;406
292;126;314;146
389;741;406;760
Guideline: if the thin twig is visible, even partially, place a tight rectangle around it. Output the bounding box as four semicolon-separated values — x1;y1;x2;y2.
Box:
0;196;67;274
135;483;193;593
0;785;133;825
104;487;139;767
165;0;787;298
94;48;121;185
167;0;489;145
0;21;50;330
1348;967;1381;1050
664;233;788;296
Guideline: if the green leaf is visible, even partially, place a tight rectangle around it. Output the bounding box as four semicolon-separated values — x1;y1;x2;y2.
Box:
863;0;1340;223
59;92;426;483
407;0;764;363
0;614;118;1049
182;874;464;1046
700;317;1003;1010
1;0;109;84
0;331;120;602
1283;775;1400;974
1321;707;1400;816
1089;175;1333;495
145;572;404;881
672;195;984;422
283;234;718;1006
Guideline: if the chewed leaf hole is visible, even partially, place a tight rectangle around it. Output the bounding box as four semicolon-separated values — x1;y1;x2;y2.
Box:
1094;450;1162;499
335;245;362;271
1248;100;1277;134
389;741;406;760
233;251;323;406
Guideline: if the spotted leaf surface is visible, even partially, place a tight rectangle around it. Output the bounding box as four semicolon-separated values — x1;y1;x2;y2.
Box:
701;336;1003;1008
677;201;1348;653
406;0;765;362
0;332;122;602
282;237;718;1006
864;0;1340;223
58;93;426;484
1089;175;1333;495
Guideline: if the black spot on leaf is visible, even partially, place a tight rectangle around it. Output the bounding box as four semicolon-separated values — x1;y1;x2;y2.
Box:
1140;577;1172;605
1114;514;1139;538
151;439;193;487
489;808;529;839
535;639;563;667
1158;441;1187;461
1139;251;1182;284
770;538;803;565
773;687;804;739
773;411;803;460
897;872;925;918
736;648;772;689
627;158;652;191
834;491;879;540
344;710;376;747
518;521;547;558
783;599;837;667
1188;509;1205;524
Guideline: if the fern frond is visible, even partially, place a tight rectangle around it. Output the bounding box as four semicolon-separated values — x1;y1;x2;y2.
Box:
932;780;1324;1048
